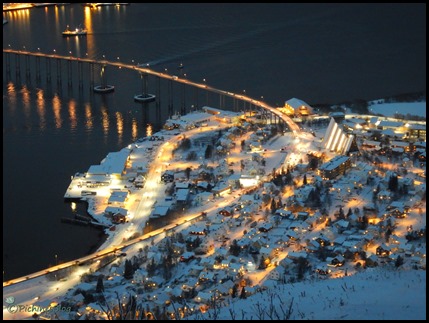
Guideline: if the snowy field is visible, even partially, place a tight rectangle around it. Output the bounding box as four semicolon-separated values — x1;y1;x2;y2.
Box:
368;101;426;118
188;268;426;320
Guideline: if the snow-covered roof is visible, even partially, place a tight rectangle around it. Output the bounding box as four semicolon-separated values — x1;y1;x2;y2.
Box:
88;148;130;175
285;97;312;109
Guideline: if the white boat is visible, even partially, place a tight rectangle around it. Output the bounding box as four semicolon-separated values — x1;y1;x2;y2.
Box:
62;25;87;37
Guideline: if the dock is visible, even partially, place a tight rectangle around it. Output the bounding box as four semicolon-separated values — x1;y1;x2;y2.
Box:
61;217;89;226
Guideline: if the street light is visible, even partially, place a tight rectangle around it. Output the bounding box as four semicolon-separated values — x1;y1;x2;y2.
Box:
243;90;247;113
55;254;58;266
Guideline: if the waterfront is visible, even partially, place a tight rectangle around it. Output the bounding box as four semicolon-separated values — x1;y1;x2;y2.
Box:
3;3;426;280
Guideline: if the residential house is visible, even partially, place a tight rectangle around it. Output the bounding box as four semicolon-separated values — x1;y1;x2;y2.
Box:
376;243;391;257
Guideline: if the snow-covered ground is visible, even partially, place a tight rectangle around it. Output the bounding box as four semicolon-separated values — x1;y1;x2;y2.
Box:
187;268;426;320
368;101;426;118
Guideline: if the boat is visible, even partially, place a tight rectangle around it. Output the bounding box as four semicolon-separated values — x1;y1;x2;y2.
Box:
62;25;87;37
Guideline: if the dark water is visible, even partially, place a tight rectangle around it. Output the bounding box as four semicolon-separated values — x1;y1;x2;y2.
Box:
3;3;425;280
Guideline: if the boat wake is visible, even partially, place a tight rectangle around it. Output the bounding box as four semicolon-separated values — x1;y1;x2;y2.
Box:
141;22;286;68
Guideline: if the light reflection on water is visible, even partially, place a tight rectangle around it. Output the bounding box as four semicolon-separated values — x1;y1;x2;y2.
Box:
36;89;46;131
4;82;148;141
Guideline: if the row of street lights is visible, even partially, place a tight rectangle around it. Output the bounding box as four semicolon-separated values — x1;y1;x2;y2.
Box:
8;45;267;105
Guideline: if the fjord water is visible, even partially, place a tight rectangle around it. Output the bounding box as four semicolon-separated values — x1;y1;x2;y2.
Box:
3;3;425;280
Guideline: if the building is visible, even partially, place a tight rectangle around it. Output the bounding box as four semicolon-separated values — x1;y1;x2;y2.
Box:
318;155;351;180
328;111;345;124
321;118;359;155
407;123;426;141
278;98;313;117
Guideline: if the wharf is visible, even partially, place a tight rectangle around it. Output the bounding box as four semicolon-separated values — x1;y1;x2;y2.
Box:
64;173;87;199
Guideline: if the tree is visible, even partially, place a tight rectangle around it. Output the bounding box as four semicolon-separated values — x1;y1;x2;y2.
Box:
277;196;283;208
259;255;267;270
146;258;157;277
296;257;308;281
205;145;213;159
338;207;345;220
385;228;393;243
303;174;307;186
240;287;247;299
308;157;318;170
388;174;398;192
240;140;246;150
96;275;105;293
179;138;191;150
229;239;241;257
231;284;238;298
185;167;192;180
123;259;135;280
347;208;352;218
358;214;368;230
270;198;277;213
395;255;404;268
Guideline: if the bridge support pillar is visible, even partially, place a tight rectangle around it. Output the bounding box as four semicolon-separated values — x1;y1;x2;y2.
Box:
35;56;41;81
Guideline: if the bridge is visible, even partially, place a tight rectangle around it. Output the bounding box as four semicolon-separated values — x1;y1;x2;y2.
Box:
3;49;300;133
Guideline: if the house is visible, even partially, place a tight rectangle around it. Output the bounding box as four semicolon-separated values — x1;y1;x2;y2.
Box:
188;264;205;277
314;263;331;276
180;251;195;262
377;190;393;201
198;271;216;284
275;209;293;218
104;206;128;222
211;181;231;197
107;190;129;207
326;255;345;267
334;219;350;233
161;171;175;183
259;246;275;259
193;191;213;206
259;222;273;232
376;244;391;257
306;239;320;253
287;252;308;262
268;266;285;281
216;279;235;296
218;207;233;216
195;292;214;304
133;268;148;283
366;254;379;267
176;188;190;204
151;205;170;218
